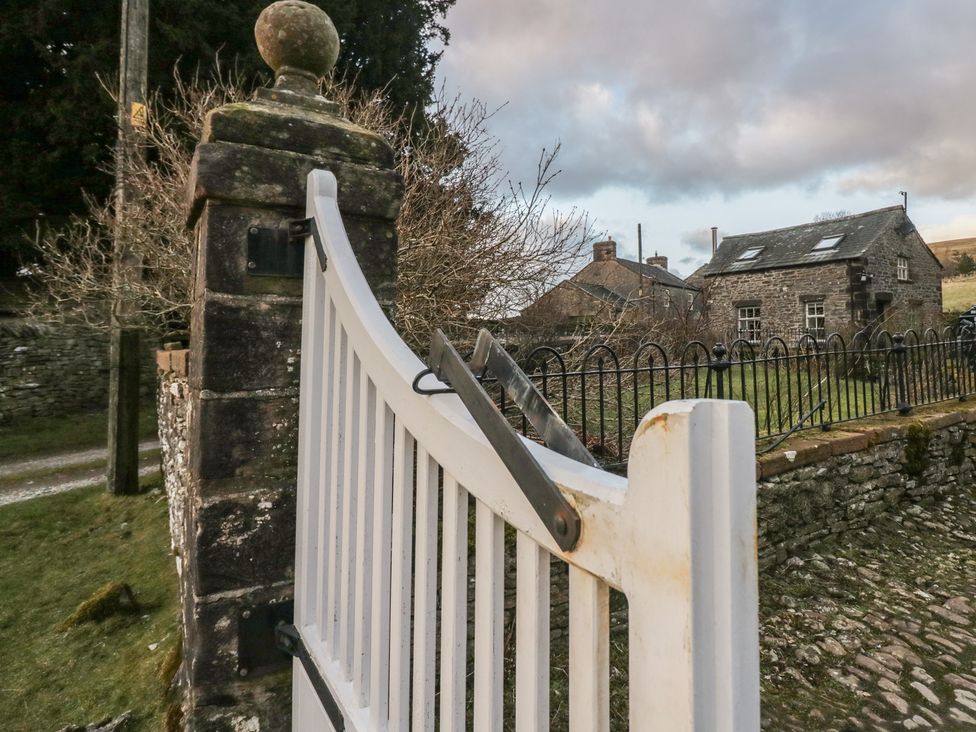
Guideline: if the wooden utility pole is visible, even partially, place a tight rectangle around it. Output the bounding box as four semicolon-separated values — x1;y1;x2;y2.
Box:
108;0;149;495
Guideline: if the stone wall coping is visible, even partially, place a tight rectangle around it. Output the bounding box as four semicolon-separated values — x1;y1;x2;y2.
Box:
157;348;189;377
758;404;976;479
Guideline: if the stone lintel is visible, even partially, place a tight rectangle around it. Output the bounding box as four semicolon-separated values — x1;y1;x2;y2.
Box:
187;141;402;227
203;100;393;168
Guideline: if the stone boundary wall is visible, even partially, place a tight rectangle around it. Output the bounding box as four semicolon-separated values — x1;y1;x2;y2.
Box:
157;349;190;572
758;407;976;569
0;320;157;424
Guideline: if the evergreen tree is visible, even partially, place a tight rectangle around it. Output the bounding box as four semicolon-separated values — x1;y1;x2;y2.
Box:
0;0;454;274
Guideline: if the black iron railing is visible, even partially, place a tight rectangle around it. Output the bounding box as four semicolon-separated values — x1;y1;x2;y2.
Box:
485;325;976;467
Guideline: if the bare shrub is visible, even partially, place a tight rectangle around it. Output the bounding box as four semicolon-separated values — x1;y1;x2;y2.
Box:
29;71;596;353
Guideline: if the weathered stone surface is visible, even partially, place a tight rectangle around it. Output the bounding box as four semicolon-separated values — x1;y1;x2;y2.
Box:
255;1;339;89
191;297;303;393
183;583;293;688
188;142;402;225
205;101;393;167
190;486;296;595
189;393;299;487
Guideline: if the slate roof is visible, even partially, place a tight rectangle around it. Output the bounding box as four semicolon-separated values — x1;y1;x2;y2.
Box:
569;281;629;308
697;206;911;276
616;258;699;290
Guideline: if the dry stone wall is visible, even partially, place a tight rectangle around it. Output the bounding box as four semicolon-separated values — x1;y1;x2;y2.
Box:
758;408;976;569
0;320;157;424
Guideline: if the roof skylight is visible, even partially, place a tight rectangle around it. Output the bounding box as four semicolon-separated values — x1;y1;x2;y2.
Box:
811;235;845;251
737;247;764;261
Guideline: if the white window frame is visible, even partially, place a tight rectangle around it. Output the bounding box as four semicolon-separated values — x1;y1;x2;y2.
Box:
805;300;825;338
737;247;764;261
811;235;844;252
737;306;762;343
897;256;910;281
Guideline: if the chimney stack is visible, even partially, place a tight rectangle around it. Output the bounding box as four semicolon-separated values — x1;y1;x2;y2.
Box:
711;226;718;256
593;237;617;262
645;251;668;270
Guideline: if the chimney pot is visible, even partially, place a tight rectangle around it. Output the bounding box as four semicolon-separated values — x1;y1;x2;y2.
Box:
645;254;668;270
711;226;718;256
593;238;617;262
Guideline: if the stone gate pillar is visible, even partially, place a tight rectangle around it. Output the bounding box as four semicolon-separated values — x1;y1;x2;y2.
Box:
179;2;402;727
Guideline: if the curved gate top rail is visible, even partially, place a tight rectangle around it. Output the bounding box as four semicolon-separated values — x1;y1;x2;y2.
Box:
292;169;760;731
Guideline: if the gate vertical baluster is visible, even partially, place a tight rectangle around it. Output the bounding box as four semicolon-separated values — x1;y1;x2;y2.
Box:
439;475;469;732
388;425;416;731
368;400;394;727
474;499;504;732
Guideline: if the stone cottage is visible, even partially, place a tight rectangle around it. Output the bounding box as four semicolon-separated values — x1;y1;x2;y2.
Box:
691;206;943;342
520;238;699;328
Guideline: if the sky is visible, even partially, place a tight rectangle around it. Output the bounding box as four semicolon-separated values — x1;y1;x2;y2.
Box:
435;0;976;278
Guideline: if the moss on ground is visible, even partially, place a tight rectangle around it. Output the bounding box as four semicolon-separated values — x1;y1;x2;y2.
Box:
0;475;179;731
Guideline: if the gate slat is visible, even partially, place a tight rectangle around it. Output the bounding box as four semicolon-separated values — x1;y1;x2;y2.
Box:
338;351;362;676
388;424;416;732
438;474;468;732
569;566;610;732
474;499;505;732
351;373;376;703
368;399;395;727
295;255;327;625
309;301;339;639
325;326;348;652
411;448;438;731
515;533;550;732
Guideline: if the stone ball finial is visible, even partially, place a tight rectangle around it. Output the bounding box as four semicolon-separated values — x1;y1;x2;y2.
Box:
255;1;340;95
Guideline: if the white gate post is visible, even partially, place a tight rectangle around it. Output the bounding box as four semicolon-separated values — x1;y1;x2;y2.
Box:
624;399;760;731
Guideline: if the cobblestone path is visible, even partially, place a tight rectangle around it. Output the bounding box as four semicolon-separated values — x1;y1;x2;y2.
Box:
760;484;976;730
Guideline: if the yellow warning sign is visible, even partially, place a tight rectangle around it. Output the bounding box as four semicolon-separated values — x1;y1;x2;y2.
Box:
130;101;147;129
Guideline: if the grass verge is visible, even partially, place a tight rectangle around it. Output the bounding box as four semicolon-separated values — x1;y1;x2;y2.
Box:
0;474;179;731
0;403;159;462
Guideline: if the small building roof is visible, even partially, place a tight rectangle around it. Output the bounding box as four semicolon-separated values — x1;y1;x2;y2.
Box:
697;206;916;276
615;258;699;290
569;281;630;308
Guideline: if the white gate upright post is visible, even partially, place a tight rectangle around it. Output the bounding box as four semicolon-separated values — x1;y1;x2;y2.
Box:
624;399;760;730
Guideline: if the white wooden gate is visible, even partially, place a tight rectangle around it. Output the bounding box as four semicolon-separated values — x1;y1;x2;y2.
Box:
291;169;760;731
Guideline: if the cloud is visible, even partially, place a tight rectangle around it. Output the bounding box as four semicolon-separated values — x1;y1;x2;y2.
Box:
680;228;714;254
438;1;976;202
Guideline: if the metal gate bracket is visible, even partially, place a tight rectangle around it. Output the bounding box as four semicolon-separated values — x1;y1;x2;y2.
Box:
425;328;587;552
275;623;346;731
246;217;327;278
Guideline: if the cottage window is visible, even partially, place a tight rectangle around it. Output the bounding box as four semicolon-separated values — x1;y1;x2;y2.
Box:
897;256;910;281
811;235;844;251
737;306;762;343
737;247;764;261
805;301;825;338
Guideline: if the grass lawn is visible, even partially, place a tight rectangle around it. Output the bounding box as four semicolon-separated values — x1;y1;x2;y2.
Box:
0;475;179;731
0;403;159;462
943;276;976;312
